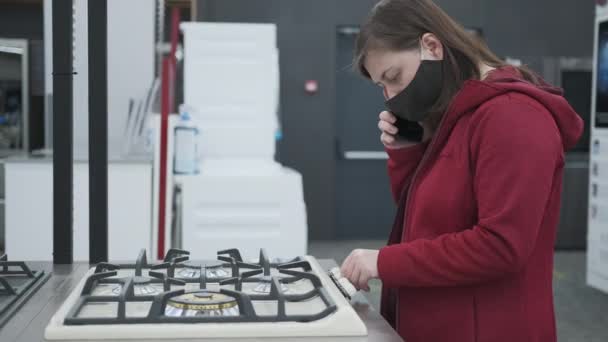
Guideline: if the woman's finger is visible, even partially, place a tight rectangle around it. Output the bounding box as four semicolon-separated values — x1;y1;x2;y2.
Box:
379;111;397;123
350;265;362;290
340;252;354;280
378;120;398;134
381;132;395;145
358;270;370;292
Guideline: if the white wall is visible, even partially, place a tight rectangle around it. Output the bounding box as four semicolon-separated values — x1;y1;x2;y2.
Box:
73;0;88;159
44;0;155;158
106;0;155;159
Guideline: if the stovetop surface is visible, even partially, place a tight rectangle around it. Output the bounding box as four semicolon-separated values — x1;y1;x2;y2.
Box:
0;259;403;342
61;248;340;325
44;248;370;340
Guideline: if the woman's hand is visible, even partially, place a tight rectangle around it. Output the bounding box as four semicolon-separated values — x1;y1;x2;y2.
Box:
340;249;380;292
379;111;421;149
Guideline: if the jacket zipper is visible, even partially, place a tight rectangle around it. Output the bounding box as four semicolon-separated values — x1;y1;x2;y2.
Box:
395;112;448;331
391;80;488;336
398;82;473;242
400;105;453;242
394;93;464;331
393;126;442;336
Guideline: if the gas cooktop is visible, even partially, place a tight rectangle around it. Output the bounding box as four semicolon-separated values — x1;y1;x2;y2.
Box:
45;248;367;340
0;254;51;328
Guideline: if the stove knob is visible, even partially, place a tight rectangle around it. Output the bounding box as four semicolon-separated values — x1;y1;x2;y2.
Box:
329;267;342;278
338;277;358;298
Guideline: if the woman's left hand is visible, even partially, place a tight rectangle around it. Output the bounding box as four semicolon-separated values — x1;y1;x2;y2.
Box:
340;249;380;292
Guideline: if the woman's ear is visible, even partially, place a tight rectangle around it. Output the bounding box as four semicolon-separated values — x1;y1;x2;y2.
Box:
421;33;444;60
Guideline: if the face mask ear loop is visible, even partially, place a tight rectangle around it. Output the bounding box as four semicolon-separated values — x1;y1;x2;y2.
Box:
383;87;390;100
419;38;425;62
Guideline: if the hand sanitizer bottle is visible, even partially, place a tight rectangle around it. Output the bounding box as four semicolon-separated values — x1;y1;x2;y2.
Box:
174;105;200;174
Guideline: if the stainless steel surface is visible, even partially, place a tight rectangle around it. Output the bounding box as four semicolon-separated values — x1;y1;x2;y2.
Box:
0;260;402;342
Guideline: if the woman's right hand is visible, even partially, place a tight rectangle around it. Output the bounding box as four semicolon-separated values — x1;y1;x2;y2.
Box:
378;111;420;149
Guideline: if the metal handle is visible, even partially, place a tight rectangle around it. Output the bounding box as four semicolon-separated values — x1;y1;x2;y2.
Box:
564;161;589;169
343;151;388;160
337;26;360;36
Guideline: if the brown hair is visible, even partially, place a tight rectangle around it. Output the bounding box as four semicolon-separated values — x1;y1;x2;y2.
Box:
354;0;541;129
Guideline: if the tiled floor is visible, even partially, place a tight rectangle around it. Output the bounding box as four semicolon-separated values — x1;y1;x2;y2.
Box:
309;240;608;342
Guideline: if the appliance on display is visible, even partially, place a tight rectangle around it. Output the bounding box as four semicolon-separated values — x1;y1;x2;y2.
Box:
175;22;308;260
563;69;593;150
0;38;29;154
0;254;51;328
588;8;608;294
553;58;593;152
536;57;594;249
181;22;280;160
596;21;608;128
44;248;366;340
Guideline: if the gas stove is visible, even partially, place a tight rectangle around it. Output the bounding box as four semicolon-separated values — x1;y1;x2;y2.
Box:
0;254;51;328
45;248;367;340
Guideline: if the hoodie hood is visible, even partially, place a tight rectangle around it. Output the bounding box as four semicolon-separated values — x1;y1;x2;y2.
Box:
444;66;584;151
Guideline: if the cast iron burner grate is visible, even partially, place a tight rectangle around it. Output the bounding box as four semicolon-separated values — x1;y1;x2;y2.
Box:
0;254;51;328
63;248;338;325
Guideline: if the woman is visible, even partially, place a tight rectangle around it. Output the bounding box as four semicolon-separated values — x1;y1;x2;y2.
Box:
339;0;583;341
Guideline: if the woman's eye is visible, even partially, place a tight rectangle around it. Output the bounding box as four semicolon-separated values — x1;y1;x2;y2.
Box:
387;73;400;83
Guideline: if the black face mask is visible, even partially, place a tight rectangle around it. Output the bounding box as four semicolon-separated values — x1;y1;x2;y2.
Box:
385;60;443;140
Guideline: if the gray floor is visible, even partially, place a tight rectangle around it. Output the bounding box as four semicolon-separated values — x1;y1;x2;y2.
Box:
309;240;608;342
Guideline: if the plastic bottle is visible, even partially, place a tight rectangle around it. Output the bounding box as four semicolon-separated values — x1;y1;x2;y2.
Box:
173;105;200;174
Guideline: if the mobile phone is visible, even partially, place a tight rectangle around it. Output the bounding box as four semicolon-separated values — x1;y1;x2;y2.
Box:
394;117;424;142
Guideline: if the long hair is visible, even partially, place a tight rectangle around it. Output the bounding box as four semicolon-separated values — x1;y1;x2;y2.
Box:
354;0;540;129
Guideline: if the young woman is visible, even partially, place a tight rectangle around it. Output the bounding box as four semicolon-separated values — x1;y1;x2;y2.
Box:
339;0;583;341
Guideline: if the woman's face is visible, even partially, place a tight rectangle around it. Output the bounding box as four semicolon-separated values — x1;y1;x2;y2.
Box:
363;34;444;100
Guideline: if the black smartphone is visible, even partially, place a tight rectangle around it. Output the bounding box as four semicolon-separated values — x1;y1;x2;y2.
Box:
394;117;424;142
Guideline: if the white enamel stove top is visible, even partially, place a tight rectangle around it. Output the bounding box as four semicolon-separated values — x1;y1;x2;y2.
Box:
44;248;367;340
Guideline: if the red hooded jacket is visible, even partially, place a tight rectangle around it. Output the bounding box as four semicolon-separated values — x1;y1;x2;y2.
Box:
377;66;583;342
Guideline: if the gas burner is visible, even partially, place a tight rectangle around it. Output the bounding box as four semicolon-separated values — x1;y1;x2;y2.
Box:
164;291;239;317
252;276;289;294
176;261;229;279
206;267;230;278
106;277;162;296
110;284;161;296
93;284;161;297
